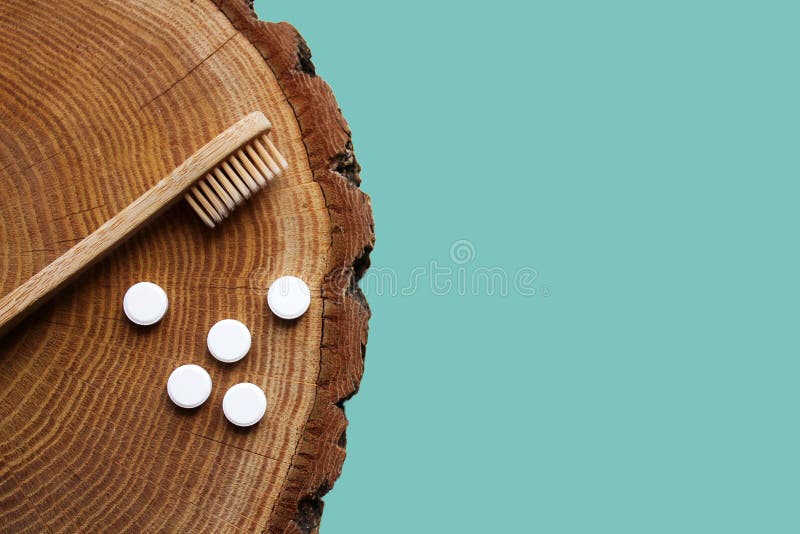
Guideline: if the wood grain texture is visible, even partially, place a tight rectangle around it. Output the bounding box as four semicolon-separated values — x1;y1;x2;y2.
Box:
0;1;373;532
0;112;279;336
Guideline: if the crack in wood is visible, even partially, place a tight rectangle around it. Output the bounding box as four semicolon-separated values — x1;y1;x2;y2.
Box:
139;31;240;110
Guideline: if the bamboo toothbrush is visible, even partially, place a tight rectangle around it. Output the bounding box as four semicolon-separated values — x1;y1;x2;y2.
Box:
0;111;287;337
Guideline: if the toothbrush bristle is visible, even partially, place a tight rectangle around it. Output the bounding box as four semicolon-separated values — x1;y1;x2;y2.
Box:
184;133;288;227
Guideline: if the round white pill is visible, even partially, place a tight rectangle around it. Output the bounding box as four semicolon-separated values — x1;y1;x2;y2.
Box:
222;383;267;427
207;319;251;363
267;276;311;320
167;364;212;409
123;282;168;325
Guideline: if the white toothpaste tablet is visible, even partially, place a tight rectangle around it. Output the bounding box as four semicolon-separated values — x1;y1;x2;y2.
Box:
123;282;168;325
167;364;212;409
207;319;251;363
267;276;311;320
222;383;267;427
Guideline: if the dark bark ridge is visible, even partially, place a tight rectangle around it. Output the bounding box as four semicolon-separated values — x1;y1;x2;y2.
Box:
213;2;374;533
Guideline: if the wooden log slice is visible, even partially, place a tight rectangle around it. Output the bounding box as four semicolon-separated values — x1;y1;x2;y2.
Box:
0;1;373;532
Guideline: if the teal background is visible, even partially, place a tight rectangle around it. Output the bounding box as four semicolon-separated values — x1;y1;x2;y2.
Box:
256;1;799;532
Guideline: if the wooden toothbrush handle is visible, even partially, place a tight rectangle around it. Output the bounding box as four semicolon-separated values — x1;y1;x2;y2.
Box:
0;111;271;337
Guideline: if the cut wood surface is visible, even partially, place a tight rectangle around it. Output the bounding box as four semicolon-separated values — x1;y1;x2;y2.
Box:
0;1;373;532
0;112;279;337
